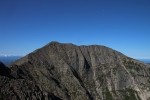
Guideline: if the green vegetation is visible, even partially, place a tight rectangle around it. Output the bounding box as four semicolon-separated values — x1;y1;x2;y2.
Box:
102;87;114;100
119;88;141;100
102;88;141;100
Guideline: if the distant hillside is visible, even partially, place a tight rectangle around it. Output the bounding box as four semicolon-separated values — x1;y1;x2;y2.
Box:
138;59;150;64
0;56;21;65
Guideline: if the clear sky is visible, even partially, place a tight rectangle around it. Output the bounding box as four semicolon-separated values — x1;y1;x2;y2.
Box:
0;0;150;59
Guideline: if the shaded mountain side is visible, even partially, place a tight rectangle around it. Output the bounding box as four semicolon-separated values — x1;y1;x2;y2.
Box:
1;41;150;100
0;61;63;100
0;62;10;77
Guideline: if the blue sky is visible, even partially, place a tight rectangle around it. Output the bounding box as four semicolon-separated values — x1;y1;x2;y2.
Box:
0;0;150;59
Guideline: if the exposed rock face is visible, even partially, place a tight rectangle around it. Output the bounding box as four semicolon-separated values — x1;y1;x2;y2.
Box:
0;41;150;100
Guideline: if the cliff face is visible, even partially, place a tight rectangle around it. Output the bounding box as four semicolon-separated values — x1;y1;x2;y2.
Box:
0;41;150;100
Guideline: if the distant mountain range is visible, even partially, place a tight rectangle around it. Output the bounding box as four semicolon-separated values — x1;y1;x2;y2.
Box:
0;41;150;100
1;55;149;66
0;56;21;65
138;59;150;64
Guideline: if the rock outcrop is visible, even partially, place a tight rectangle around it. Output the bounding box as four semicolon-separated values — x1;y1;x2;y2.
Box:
0;41;150;100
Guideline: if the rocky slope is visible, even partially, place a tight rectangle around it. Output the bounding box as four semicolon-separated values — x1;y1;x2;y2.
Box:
0;41;150;100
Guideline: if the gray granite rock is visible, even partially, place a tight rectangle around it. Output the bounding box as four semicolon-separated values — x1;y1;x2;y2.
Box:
1;41;150;100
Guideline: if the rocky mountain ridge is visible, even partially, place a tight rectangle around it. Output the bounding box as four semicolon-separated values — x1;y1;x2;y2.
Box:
0;41;150;100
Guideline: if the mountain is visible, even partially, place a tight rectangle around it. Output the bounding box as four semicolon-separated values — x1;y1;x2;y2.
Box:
0;56;21;65
0;62;10;77
138;59;150;64
1;41;150;100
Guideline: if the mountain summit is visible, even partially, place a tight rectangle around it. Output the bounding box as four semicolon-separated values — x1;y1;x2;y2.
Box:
0;41;150;100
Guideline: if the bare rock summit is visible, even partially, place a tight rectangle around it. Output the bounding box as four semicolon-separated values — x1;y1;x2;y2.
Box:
0;41;150;100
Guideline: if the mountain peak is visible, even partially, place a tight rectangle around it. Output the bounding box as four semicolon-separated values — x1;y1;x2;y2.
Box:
0;42;150;100
49;41;61;44
47;41;75;46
